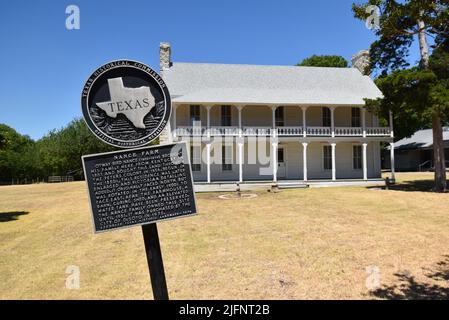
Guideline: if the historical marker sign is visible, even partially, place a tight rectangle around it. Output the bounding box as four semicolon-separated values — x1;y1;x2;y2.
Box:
81;60;192;300
81;60;171;148
82;142;197;233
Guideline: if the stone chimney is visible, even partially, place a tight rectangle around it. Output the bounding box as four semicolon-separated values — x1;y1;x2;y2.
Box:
159;42;171;72
158;42;172;144
351;50;370;75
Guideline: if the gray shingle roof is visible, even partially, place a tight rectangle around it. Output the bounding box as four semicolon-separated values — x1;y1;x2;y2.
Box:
163;62;383;105
394;128;449;150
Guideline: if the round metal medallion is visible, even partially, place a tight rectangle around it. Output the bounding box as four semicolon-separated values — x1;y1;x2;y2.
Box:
81;60;171;148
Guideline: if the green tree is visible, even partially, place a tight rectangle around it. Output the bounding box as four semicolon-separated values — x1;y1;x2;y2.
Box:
296;55;349;68
37;118;116;179
0;124;37;182
353;0;449;192
0;131;7;149
0;119;117;182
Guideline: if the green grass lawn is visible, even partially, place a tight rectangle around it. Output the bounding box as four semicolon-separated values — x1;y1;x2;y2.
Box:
0;172;448;299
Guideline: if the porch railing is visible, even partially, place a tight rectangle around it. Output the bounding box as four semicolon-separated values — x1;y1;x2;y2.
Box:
175;126;391;137
210;126;239;136
243;127;272;136
366;127;391;136
277;127;304;136
306;126;331;136
335;127;363;136
176;126;205;136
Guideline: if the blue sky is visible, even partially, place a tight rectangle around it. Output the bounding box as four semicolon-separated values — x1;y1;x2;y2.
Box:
0;0;421;140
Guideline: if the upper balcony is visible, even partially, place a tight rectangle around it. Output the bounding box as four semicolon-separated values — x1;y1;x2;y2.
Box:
174;126;392;137
171;104;394;139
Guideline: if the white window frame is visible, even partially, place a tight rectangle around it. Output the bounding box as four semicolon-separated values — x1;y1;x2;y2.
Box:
190;144;202;171
190;105;200;125
352;144;362;170
221;105;232;127
277;146;286;164
351;107;361;127
222;145;233;171
322;145;332;171
322;107;331;127
275;106;285;127
277;145;288;178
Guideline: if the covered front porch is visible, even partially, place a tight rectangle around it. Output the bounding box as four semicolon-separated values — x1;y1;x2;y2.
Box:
193;178;386;192
187;139;395;184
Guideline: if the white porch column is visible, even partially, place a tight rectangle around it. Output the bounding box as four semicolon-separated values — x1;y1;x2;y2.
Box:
272;142;278;182
302;106;307;137
330;107;335;137
362;142;368;180
238;143;243;183
362;107;367;138
172;104;178;139
331;143;336;181
237;105;244;183
271;106;278;138
302;142;308;181
206;105;212;138
390;142;396;180
206;143;211;183
237;105;243;137
389;110;394;138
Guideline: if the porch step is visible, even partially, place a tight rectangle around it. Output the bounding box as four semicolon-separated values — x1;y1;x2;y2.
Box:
277;182;309;189
194;182;310;192
194;184;238;193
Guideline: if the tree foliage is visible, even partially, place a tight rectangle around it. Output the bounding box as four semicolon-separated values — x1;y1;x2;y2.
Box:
0;124;36;182
367;60;448;138
0;119;116;183
353;0;449;75
36;118;116;179
297;55;349;68
0;131;7;149
353;0;449;191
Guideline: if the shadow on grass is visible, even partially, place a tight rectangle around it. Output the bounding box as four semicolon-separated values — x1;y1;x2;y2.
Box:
0;211;29;222
369;179;449;192
370;255;449;300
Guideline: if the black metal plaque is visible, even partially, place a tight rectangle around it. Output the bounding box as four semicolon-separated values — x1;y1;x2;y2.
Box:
81;60;171;148
82;142;197;233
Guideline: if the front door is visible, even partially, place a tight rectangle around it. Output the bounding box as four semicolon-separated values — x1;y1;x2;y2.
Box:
277;146;287;179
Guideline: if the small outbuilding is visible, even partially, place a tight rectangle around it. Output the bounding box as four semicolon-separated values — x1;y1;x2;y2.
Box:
383;128;449;171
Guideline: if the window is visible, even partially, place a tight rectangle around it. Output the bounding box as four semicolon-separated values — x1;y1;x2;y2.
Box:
222;145;233;171
221;105;232;126
277;148;285;163
190;145;201;171
323;145;332;170
322;107;331;127
351;108;361;127
275;107;285;127
190;105;200;125
353;145;362;170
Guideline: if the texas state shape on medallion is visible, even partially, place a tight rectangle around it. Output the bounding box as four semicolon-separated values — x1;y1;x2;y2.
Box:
96;77;155;129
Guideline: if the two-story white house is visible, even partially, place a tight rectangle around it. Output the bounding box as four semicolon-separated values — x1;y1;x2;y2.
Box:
158;43;395;185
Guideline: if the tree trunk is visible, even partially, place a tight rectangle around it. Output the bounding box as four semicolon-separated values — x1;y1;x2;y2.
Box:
418;17;446;192
417;18;430;68
432;111;447;192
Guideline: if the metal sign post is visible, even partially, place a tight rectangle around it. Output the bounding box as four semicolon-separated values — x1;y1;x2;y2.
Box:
81;60;197;300
142;223;169;300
